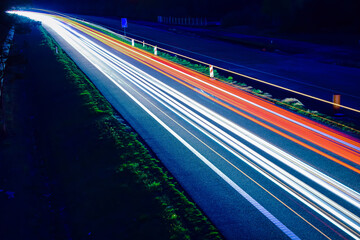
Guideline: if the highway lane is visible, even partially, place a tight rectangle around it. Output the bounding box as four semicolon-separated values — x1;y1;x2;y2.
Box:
12;11;360;239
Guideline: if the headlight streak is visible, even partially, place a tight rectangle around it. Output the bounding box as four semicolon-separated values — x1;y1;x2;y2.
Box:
104;52;360;238
63;18;360;160
63;19;360;154
55;20;360;238
95;41;360;207
62;18;360;173
65;13;360;161
144;44;359;155
14;11;360;239
104;50;360;178
73;23;360;207
65;17;360;238
118;59;360;236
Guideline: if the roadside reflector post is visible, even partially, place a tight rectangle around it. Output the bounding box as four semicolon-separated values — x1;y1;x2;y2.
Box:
55;46;58;54
333;94;341;115
154;46;157;55
131;39;134;47
209;65;214;78
142;41;145;47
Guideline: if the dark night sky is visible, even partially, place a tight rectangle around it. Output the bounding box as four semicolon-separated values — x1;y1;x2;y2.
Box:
2;0;360;33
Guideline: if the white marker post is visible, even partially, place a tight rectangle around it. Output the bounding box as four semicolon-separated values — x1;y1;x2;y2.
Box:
154;46;157;55
209;65;214;78
131;39;134;47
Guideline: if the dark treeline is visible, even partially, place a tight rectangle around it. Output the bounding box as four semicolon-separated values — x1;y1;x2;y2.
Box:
4;0;360;33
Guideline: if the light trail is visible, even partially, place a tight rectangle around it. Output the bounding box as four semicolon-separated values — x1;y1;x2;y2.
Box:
11;10;360;239
74;29;360;238
116;46;360;172
55;17;360;168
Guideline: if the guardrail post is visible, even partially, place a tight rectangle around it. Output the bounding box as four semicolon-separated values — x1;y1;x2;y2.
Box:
333;94;341;115
154;46;157;55
209;65;214;78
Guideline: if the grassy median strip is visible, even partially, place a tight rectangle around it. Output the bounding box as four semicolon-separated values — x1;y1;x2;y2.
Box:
39;25;222;239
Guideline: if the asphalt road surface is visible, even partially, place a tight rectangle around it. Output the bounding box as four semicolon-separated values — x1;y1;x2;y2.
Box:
12;10;360;240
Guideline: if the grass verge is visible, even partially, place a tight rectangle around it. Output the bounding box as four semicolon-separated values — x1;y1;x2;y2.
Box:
39;24;222;239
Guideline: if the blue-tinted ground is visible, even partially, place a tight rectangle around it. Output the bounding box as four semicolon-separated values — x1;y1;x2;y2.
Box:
71;14;360;124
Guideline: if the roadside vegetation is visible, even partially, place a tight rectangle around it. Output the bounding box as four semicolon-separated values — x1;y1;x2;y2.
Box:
75;19;360;136
39;23;222;239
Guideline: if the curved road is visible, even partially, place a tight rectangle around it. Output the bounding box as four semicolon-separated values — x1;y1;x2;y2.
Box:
12;11;360;239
